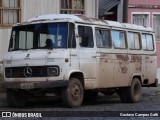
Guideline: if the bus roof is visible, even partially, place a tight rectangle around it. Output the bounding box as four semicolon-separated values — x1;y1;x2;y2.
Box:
20;14;153;32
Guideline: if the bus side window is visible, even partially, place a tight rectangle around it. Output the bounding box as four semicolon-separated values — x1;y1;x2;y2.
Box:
146;34;154;50
78;26;94;48
112;30;126;49
142;33;154;50
95;28;111;48
128;32;141;50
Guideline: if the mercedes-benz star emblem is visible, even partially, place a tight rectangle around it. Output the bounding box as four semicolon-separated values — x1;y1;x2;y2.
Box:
23;67;32;77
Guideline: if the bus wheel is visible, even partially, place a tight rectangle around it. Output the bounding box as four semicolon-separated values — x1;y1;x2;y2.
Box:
7;89;27;108
118;78;141;103
62;77;84;108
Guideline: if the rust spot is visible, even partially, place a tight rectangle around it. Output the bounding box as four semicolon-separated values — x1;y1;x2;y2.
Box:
133;62;142;71
100;54;105;57
76;15;107;24
121;67;128;73
131;55;142;61
118;62;128;73
145;56;150;59
100;58;108;63
115;55;129;73
100;54;110;63
116;55;129;61
105;60;108;63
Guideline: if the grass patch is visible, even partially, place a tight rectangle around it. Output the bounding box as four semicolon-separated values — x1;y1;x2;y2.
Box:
0;73;5;93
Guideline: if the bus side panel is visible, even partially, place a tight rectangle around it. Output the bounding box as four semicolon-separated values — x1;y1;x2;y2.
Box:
145;55;157;85
97;53;115;88
129;54;143;84
114;53;130;87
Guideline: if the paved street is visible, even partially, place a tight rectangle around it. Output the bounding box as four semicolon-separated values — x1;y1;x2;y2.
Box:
0;86;160;120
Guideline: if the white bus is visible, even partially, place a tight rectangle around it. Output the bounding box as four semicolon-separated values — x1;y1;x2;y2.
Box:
3;14;157;108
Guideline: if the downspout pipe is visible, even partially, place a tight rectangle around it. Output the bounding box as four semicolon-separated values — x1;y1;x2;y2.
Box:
123;0;129;22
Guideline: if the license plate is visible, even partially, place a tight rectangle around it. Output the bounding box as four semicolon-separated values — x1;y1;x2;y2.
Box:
20;83;34;89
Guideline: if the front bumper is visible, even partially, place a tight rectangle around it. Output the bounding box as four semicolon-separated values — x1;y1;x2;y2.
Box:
4;80;68;89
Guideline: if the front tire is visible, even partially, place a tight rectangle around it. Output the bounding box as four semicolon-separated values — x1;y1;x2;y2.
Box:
7;89;27;108
118;78;141;103
62;77;84;108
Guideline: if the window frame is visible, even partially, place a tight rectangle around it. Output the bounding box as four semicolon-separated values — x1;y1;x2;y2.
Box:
60;0;85;15
111;29;127;49
152;12;160;41
127;31;141;50
77;25;94;48
131;12;150;27
141;33;154;51
0;0;21;27
95;27;112;48
68;23;76;48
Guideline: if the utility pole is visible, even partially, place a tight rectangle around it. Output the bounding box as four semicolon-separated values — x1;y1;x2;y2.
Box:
123;0;129;22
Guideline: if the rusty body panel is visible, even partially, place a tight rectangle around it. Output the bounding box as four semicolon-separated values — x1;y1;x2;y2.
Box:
83;48;157;90
98;53;115;88
145;55;157;84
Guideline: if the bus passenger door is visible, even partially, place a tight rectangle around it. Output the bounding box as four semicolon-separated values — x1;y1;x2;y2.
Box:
112;30;130;87
95;28;115;88
77;25;97;89
98;50;115;88
113;52;130;87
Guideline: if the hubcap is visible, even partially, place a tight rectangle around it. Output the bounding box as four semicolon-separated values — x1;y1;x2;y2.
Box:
134;84;140;97
71;84;81;101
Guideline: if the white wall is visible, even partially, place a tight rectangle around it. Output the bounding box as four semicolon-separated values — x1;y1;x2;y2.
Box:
22;0;60;21
0;29;11;61
22;0;96;21
0;29;11;73
85;0;96;18
157;68;160;83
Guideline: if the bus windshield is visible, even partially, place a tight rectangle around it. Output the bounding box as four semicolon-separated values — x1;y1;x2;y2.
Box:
9;22;69;51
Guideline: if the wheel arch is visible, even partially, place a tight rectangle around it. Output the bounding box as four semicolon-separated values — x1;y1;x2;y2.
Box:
69;72;85;88
130;74;142;86
64;70;85;88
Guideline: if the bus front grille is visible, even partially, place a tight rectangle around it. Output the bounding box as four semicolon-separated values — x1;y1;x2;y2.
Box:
5;66;48;78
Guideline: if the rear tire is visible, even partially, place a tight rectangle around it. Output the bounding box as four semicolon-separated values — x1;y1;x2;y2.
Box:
62;77;84;108
118;78;141;103
7;89;27;108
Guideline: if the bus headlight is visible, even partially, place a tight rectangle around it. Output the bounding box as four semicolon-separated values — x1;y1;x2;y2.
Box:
47;67;59;76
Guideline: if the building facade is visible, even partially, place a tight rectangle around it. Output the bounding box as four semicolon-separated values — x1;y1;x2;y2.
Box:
98;0;126;22
128;0;160;81
0;0;97;71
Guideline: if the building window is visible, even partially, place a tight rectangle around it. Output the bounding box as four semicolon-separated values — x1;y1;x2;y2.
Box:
60;0;85;14
0;0;21;27
153;14;160;40
132;14;149;27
